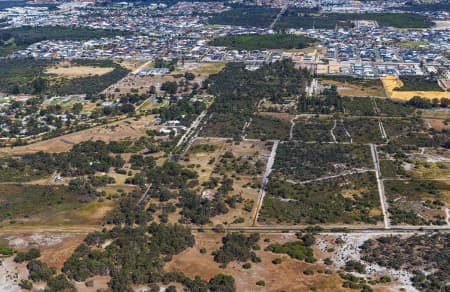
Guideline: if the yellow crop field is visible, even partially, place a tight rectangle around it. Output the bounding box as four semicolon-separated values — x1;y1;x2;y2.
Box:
382;75;450;100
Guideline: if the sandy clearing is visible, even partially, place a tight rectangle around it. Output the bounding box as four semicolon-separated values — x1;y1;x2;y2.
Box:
432;20;450;30
316;233;419;292
0;257;28;292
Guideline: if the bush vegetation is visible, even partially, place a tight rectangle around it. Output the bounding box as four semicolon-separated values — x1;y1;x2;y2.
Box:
260;172;382;224
210;34;315;50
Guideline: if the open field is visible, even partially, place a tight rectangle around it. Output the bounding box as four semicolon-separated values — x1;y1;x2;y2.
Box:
382;75;450;100
45;61;115;79
320;79;385;97
0;184;115;227
0;115;156;155
176;62;224;78
165;232;350;291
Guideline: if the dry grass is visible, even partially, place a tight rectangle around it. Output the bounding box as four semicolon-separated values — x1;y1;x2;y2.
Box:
39;234;86;270
321;79;385;97
382;75;450;100
406;162;450;180
175;62;224;77
165;232;351;292
46;61;114;79
425;119;450;131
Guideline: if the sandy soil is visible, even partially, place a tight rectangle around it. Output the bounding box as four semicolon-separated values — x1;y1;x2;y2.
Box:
0;115;156;155
0;232;86;291
75;275;110;292
316;233;419;292
0;257;28;292
382;75;450;100
166;232;351;291
432;20;450;30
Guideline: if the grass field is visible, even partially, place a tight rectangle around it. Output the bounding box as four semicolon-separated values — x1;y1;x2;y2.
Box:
45;61;115;79
0;184;114;226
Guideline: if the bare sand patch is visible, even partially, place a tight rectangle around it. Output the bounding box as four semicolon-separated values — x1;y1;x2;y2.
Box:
432;20;450;30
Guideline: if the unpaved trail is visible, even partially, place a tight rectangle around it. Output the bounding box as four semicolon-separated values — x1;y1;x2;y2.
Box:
370;144;390;228
330;119;337;143
253;140;279;225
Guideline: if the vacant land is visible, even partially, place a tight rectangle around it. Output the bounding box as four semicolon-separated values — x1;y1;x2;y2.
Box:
165;232;349;291
272;142;373;181
260;172;383;225
385;179;449;225
246;114;291;140
343;118;384;144
46;62;115;79
360;233;449;292
292;116;334;142
0;115;156;155
382;75;450;100
320;78;385;97
179;139;271;226
210;34;315;50
0;184;113;226
394;76;444;92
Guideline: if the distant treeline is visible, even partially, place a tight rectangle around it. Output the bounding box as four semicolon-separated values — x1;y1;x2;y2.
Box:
209;7;280;28
209;7;434;29
275;11;434;30
210;34;315;50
